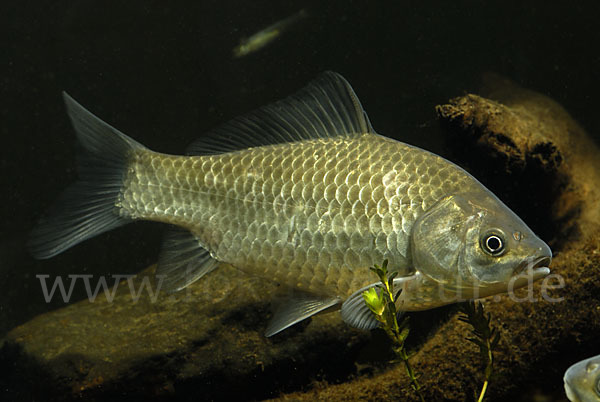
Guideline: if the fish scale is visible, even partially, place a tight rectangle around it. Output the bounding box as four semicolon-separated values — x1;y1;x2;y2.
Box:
119;133;472;297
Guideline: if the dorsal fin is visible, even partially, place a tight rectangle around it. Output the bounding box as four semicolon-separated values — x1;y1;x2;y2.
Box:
187;71;373;155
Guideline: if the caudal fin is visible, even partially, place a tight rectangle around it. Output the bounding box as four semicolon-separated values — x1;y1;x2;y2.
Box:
29;93;147;259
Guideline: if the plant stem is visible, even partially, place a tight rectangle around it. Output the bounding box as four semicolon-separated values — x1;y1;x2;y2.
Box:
477;380;488;402
458;301;498;402
398;347;424;402
478;336;493;402
363;261;426;401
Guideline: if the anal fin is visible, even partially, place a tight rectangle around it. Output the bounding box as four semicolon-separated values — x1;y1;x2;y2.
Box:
155;227;219;293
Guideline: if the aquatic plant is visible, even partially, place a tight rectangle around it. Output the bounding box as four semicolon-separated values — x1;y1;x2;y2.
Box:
362;260;424;402
458;301;501;402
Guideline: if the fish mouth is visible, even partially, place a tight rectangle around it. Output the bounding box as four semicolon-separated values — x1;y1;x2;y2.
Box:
515;256;552;280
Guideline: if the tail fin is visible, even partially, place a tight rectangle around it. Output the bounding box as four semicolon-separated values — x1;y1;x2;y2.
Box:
29;93;147;259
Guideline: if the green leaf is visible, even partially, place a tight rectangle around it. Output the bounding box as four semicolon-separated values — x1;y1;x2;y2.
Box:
362;288;385;316
466;337;487;350
399;326;410;342
394;289;402;301
491;332;501;349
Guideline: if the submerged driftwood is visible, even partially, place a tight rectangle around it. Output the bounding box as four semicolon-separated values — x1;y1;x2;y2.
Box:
2;75;599;401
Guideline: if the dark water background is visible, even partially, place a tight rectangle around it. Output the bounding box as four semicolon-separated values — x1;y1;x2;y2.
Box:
1;0;599;395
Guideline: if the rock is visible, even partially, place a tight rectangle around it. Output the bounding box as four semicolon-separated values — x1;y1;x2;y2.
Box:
1;264;368;401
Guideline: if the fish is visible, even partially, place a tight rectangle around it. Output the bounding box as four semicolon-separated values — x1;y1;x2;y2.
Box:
29;72;552;336
564;354;600;401
232;9;308;58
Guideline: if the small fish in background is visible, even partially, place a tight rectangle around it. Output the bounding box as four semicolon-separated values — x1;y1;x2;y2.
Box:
564;354;600;401
29;72;551;336
232;9;308;58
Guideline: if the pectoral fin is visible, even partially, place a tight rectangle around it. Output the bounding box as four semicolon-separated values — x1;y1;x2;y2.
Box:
341;275;417;330
265;292;341;337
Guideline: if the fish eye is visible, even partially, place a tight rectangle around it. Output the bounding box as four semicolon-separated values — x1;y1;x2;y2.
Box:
481;233;505;256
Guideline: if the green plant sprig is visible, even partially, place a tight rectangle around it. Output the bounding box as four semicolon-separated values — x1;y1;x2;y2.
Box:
363;260;424;402
458;301;501;402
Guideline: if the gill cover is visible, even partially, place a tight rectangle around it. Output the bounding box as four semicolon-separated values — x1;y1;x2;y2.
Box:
410;194;480;285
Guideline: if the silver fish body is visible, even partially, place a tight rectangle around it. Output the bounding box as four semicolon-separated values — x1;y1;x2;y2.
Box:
565;354;600;401
30;72;552;335
121;133;471;299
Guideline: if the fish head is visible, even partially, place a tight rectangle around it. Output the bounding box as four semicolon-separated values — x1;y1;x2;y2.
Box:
410;192;551;300
564;355;600;402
